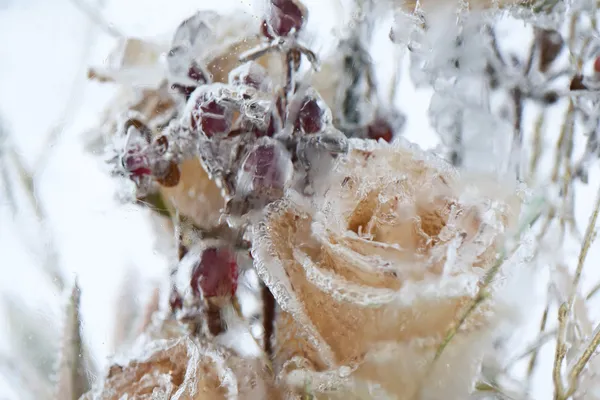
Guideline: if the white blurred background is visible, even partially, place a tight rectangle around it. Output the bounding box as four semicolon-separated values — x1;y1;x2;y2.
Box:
2;1;600;399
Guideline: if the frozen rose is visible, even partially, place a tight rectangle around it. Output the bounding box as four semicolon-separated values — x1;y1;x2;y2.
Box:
253;138;523;398
81;335;277;399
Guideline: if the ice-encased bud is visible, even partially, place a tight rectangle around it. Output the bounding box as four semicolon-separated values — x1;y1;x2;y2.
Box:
190;246;239;298
237;138;293;195
182;84;234;138
265;0;307;38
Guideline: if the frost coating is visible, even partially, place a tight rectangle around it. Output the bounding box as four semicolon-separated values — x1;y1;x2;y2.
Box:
252;138;523;398
82;333;275;400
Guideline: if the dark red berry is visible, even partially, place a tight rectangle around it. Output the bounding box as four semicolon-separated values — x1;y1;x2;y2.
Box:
266;0;306;38
242;142;289;190
367;118;394;142
294;97;324;134
594;57;600;74
122;153;152;177
190;247;238;298
190;97;233;137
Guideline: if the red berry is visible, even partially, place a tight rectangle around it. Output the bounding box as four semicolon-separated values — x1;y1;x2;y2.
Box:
594;56;600;74
240;141;290;191
189;96;233;138
294;97;324;134
122;151;152;177
266;0;306;38
367;119;394;142
190;247;239;298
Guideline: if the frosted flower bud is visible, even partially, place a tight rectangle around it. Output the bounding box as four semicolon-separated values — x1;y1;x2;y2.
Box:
237;138;293;196
190;246;239;299
252;138;523;399
265;0;308;38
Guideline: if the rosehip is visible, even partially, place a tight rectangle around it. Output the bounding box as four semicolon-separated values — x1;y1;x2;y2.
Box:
594;56;600;74
188;95;233;138
367;110;405;142
265;0;307;38
122;153;152;177
190;247;238;298
240;140;291;191
294;97;325;134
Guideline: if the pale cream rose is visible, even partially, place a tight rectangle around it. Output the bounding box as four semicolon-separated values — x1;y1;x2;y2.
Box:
252;138;522;399
82;326;279;400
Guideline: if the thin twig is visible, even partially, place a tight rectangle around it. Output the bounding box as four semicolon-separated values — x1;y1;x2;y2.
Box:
553;183;600;399
553;303;568;399
566;183;600;312
528;112;544;181
564;323;600;397
585;281;600;300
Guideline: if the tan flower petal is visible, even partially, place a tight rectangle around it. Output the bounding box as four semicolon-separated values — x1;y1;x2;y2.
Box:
82;336;278;400
253;138;521;398
159;158;225;229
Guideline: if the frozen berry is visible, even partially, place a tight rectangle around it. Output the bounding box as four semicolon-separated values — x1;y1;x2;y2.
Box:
122;153;152;177
594;56;600;74
189;97;233;138
255;111;280;137
367;119;394;142
240;141;292;194
294;97;324;134
190;247;239;298
266;0;306;38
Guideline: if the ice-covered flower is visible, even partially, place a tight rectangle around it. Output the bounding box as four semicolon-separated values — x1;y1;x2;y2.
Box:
252;138;523;398
82;327;277;400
